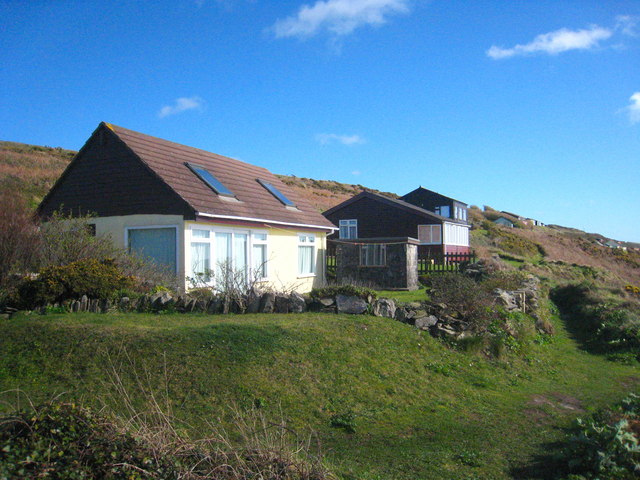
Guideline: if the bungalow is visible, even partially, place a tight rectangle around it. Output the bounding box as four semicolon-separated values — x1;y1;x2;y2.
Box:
494;217;514;228
323;190;470;255
38;122;337;292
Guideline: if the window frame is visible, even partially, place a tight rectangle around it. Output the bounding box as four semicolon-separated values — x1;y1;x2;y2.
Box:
124;225;179;274
359;244;386;267
338;219;358;239
187;225;269;287
417;224;442;245
297;233;316;277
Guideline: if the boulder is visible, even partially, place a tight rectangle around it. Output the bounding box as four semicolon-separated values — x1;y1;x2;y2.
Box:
414;315;438;330
336;294;368;314
494;289;518;311
151;291;174;311
118;297;130;311
80;295;89;312
246;287;262;314
288;292;306;313
318;297;335;307
275;294;290;314
207;297;222;314
372;298;396;318
432;324;458;340
259;292;276;313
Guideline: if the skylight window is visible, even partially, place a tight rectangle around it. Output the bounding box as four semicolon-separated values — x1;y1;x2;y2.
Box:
258;179;295;206
187;163;234;197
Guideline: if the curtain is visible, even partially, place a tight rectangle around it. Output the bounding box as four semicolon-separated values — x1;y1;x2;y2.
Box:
128;227;176;273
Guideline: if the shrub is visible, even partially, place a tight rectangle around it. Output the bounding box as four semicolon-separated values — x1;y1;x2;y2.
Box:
311;285;377;301
17;258;134;307
557;394;640;479
0;402;177;479
0;190;40;289
422;273;497;330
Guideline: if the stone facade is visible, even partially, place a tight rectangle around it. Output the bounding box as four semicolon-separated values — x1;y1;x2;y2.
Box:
335;238;419;290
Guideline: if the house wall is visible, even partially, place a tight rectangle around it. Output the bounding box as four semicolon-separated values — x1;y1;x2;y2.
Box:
325;196;441;240
39;124;193;219
184;220;327;293
91;214;186;285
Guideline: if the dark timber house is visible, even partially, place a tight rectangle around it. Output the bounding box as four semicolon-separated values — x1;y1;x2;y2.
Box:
38;122;336;292
323;190;471;256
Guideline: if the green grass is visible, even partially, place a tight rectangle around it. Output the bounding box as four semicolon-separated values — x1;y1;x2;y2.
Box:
376;287;427;303
0;310;638;479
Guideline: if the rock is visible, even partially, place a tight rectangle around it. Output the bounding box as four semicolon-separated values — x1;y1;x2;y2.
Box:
394;307;412;323
71;300;80;313
80;295;89;312
184;298;196;313
275;294;289;314
288;292;306;313
336;294;368;314
150;291;175;311
432;324;458;340
246;287;262;314
207;297;222;314
494;289;518;311
100;299;111;313
414;315;438;330
372;298;396;318
89;299;100;313
118;297;130;311
318;297;335;307
193;300;207;313
259;292;275;313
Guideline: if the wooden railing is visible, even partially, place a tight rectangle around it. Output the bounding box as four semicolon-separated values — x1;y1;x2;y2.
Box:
418;252;476;275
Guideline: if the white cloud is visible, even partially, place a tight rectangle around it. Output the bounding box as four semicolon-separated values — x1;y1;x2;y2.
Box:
351;170;361;175
626;92;640;124
272;0;410;39
487;25;612;59
315;133;365;145
158;96;204;118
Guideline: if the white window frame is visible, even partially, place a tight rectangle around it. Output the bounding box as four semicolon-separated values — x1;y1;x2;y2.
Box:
124;225;179;274
359;244;386;267
298;233;316;277
339;219;358;239
186;225;269;287
443;223;470;247
417;224;442;245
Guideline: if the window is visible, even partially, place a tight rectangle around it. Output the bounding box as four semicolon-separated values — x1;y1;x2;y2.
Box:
298;233;316;276
443;223;470;247
257;179;295;206
339;219;358;239
252;233;268;279
188;227;268;286
418;225;442;245
434;205;450;218
360;244;386;266
191;229;211;282
127;227;177;273
186;163;235;197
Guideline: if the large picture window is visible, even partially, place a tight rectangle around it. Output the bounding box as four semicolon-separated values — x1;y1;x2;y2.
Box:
127;226;177;273
360;244;386;266
418;225;442;245
339;219;358;239
298;233;316;276
188;226;268;287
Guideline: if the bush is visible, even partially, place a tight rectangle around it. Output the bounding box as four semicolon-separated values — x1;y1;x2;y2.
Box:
557;394;640;479
311;285;377;301
0;402;177;479
17;258;134;308
422;273;497;330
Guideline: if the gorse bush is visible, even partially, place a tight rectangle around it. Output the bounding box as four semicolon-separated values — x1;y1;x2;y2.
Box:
17;258;134;307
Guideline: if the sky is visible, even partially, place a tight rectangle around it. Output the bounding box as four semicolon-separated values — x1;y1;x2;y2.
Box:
1;0;639;242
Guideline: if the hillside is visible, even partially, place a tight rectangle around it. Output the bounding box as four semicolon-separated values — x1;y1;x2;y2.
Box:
1;311;638;479
2;140;639;286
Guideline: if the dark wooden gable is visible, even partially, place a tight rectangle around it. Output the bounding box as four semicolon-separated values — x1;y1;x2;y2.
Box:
38;123;195;219
324;192;443;239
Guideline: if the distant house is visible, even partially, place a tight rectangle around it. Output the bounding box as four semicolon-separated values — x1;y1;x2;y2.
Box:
494;217;514;228
401;186;469;223
38;122;336;292
323;190;471;255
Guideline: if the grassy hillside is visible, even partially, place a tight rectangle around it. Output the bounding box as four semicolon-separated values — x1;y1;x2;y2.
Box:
0;141;75;208
1;310;638;479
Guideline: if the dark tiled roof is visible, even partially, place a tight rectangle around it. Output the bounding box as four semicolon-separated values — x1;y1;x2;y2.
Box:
106;123;335;230
323;190;468;225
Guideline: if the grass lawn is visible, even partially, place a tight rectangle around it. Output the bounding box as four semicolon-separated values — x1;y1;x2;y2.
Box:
0;310;638;479
376;287;427;303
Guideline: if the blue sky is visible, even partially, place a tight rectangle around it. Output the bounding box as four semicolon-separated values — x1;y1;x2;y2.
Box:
1;0;639;241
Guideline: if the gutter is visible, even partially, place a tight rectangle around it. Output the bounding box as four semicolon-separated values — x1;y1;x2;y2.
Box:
196;212;338;232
